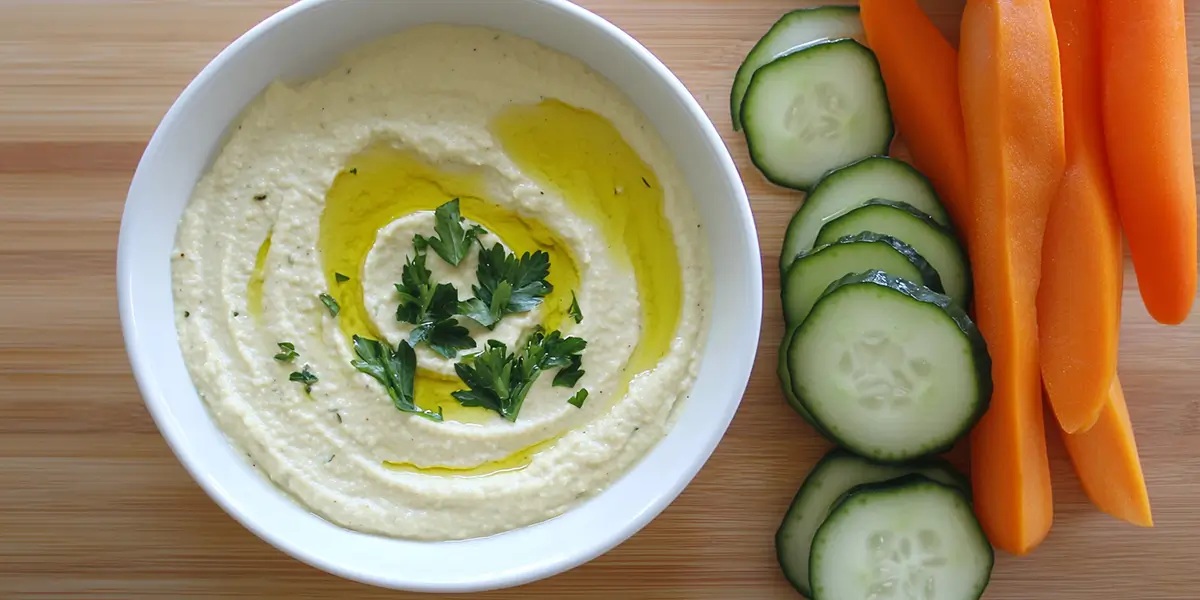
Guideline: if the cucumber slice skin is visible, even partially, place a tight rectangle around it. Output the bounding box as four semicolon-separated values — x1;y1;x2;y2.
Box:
730;6;864;131
783;231;944;328
742;39;894;191
810;475;993;600
779;156;951;274
789;271;992;463
816;199;972;306
775;450;972;598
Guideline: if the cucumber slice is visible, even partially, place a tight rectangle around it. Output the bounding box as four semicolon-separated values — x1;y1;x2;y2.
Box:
815;199;971;306
810;475;993;600
776;450;971;598
780;157;951;272
731;6;864;131
778;327;825;430
789;271;991;462
783;231;943;328
742;39;893;191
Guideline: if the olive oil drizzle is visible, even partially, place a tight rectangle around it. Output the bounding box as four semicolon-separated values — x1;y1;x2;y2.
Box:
297;100;684;478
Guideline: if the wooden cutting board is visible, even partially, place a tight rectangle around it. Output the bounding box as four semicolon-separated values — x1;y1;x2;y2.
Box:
2;1;1198;597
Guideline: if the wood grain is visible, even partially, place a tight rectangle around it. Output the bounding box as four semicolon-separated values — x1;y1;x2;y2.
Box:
1;0;1198;597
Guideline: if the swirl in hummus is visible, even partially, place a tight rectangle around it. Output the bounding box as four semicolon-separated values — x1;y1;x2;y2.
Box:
172;24;710;541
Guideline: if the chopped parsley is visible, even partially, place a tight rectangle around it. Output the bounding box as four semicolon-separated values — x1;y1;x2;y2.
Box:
253;193;267;201
350;335;442;422
568;291;583;324
318;293;340;317
458;243;551;328
451;329;585;421
335;272;350;283
349;167;358;175
289;364;318;393
414;198;485;267
273;342;298;362
567;388;589;408
394;252;475;358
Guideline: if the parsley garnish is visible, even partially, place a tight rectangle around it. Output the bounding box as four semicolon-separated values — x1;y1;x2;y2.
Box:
350;335;442;422
318;293;340;317
451;329;585;421
394;253;476;358
459;243;552;328
289;364;318;393
568;291;583;324
335;272;350;283
274;342;298;362
414;199;485;267
567;388;589;408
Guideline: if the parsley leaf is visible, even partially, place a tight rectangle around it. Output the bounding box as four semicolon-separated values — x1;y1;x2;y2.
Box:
552;354;585;387
318;293;340;317
274;342;298;363
289;364;318;393
394;254;476;358
567;388;589;408
451;329;585;421
350;335;442;422
421;199;485;266
335;272;350;283
568;291;583;324
460;243;552;327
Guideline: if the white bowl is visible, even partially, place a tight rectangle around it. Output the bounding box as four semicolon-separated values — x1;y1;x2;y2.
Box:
118;0;760;592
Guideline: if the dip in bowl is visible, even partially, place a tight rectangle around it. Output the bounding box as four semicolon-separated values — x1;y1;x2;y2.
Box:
119;0;759;591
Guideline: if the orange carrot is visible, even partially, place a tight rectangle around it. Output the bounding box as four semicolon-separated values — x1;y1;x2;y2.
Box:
959;0;1064;556
859;0;970;231
1038;0;1122;434
1098;0;1197;325
1062;376;1154;527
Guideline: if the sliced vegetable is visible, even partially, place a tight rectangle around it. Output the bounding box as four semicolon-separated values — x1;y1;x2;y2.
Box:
1099;0;1197;325
809;475;993;600
776;450;971;598
783;231;942;328
780;156;949;272
742;39;893;191
859;0;971;232
959;0;1063;555
1040;0;1123;434
777;328;823;431
1061;376;1154;528
731;6;863;131
788;271;991;462
815;200;970;306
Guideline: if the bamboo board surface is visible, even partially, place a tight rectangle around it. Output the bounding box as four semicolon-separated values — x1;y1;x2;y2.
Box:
1;1;1199;597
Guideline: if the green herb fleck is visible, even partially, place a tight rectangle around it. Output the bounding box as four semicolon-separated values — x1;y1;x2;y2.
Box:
552;354;585;388
641;177;650;188
184;311;190;318
318;293;340;317
289;364;318;393
568;291;583;324
350;336;442;422
451;329;585;421
420;199;485;267
253;193;268;201
459;243;552;328
335;272;350;283
567;388;589;408
349;167;358;175
394;253;476;358
274;342;298;362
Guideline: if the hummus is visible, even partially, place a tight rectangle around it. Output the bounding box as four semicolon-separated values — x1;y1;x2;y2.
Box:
172;24;710;540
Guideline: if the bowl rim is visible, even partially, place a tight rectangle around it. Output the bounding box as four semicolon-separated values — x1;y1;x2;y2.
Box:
118;0;761;592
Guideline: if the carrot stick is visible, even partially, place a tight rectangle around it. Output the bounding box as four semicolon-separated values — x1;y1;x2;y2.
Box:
1061;376;1154;527
859;0;970;231
1098;0;1197;325
959;0;1064;556
1038;0;1122;434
